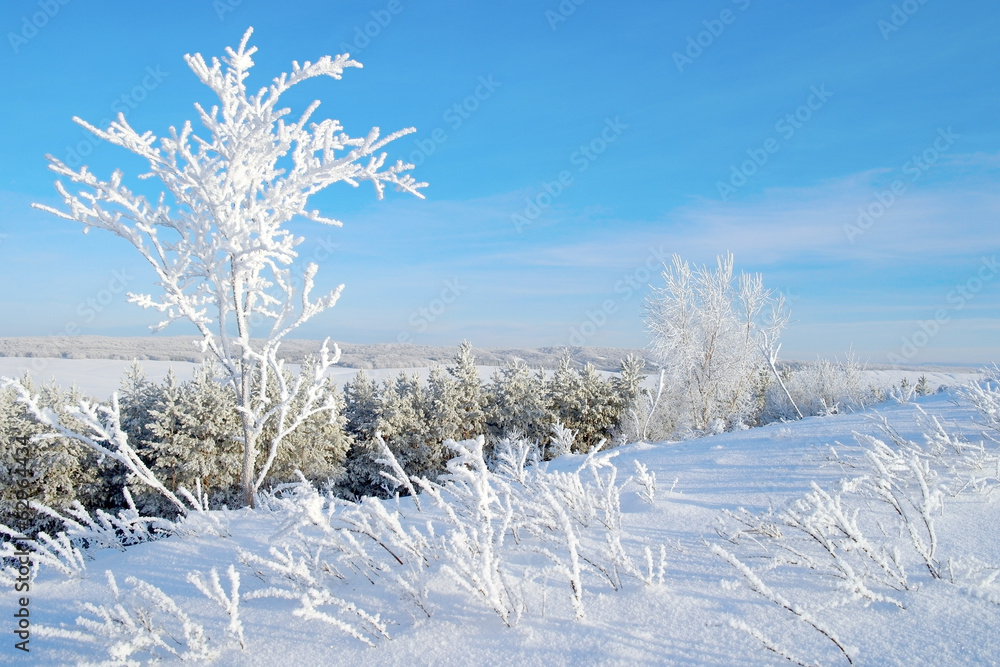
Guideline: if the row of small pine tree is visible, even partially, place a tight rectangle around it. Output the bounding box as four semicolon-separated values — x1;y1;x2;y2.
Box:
337;343;646;499
0;343;646;526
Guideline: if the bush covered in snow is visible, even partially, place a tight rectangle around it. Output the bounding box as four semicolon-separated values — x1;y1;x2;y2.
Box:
338;344;642;499
763;351;885;421
0;375;122;534
1;341;648;526
712;376;1000;665
643;252;790;437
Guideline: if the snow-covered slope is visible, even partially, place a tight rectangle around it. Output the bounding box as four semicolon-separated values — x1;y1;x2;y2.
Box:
4;388;998;665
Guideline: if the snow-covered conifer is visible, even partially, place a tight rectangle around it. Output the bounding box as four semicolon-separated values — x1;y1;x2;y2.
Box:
117;360;158;450
426;365;462;443
545;357;619;454
139;365;242;514
343;370;380;444
486;360;551;447
547;356;585;443
339;371;384;498
576;363;619;450
611;354;648;441
0;375;114;532
448;341;486;440
378;373;440;479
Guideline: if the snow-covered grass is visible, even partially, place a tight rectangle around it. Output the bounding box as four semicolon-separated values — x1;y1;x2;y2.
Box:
4;381;998;665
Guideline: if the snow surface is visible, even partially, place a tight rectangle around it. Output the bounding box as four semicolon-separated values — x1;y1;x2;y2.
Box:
3;386;998;665
0;357;981;403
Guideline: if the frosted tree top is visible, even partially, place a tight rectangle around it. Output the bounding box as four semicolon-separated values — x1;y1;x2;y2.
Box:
32;26;427;341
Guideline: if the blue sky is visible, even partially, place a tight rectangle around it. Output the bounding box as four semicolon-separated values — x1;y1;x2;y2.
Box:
1;0;998;364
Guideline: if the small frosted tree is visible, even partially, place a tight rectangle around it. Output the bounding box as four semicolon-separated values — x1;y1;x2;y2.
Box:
448;341;486;440
486;360;551;447
340;370;383;499
139;365;242;513
644;253;787;432
426;364;463;445
0;376;117;531
26;28;426;507
378;373;437;478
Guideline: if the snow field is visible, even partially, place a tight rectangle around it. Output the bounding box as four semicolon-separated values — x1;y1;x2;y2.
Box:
0;356;980;402
4;388;998;665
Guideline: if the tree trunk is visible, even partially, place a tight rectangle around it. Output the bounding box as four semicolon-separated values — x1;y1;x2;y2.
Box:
233;266;257;508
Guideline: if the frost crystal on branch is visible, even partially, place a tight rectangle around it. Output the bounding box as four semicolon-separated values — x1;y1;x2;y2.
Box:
29;27;426;507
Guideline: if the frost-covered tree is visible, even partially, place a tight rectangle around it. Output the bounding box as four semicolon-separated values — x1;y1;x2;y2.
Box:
27;28;426;507
339;371;383;499
118;360;159;453
448;341;486;440
0;376;119;532
343;371;380;444
545;357;619;454
575;363;620;450
264;368;350;489
547;356;585;433
340;370;443;497
118;360;350;514
139;366;242;513
644;253;786;433
378;373;440;479
425;365;463;445
611;354;648;441
764;351;879;420
486;360;551;447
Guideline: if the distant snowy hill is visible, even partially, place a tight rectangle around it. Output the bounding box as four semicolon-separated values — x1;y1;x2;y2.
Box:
0;337;983;401
0;336;650;371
